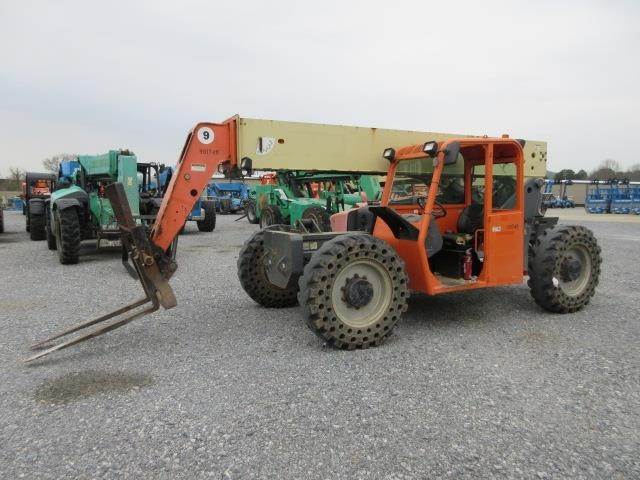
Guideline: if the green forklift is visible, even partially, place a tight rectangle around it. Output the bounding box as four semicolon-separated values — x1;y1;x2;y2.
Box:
244;171;381;231
45;150;140;264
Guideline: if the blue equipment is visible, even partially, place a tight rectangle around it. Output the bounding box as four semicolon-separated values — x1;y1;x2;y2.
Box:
206;182;249;213
610;181;633;214
10;196;25;211
541;179;555;210
59;160;80;182
543;179;575;209
585;181;612;214
630;186;640;215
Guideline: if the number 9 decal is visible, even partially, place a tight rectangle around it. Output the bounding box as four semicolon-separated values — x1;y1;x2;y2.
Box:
197;126;214;145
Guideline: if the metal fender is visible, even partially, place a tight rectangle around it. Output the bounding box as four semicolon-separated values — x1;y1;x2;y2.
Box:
54;197;85;211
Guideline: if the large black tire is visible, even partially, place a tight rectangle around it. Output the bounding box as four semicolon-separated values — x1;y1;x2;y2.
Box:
298;233;409;350
301;205;332;232
45;208;56;250
0;208;4;234
528;225;601;313
259;205;283;229
245;199;259;224
29;212;46;241
55;208;81;265
196;200;216;232
237;229;299;308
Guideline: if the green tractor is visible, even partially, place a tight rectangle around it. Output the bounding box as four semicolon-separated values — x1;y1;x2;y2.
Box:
45;150;140;264
244;171;381;231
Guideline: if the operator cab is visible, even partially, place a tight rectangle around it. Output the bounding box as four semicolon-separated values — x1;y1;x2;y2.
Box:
24;173;56;200
343;137;529;295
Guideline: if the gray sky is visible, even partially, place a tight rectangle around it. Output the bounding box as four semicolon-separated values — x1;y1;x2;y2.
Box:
1;0;639;175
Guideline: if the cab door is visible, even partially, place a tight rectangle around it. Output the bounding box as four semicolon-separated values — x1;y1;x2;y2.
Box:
481;144;525;286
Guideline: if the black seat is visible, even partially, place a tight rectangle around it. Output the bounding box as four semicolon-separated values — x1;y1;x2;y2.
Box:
456;203;484;234
442;204;484;249
401;213;444;258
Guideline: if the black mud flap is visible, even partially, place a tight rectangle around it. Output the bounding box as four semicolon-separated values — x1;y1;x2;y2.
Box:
263;228;341;289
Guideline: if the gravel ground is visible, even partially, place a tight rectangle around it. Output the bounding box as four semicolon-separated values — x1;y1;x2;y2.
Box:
0;209;638;479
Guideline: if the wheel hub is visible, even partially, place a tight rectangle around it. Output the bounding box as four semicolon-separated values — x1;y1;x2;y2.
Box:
561;255;582;282
341;274;374;309
555;244;592;297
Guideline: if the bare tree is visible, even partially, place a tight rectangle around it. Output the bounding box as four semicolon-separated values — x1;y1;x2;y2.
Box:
9;167;25;182
627;163;640;181
8;167;25;190
599;158;620;171
42;153;77;174
589;167;617;180
589;158;627;180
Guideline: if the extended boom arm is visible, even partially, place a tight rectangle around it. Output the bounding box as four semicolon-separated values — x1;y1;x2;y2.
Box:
151;121;237;250
25;120;240;363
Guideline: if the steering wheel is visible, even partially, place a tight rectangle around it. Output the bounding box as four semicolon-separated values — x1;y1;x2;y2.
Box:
417;196;447;218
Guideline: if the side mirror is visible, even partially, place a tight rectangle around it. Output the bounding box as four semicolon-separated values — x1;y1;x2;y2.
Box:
444;141;460;165
240;157;253;177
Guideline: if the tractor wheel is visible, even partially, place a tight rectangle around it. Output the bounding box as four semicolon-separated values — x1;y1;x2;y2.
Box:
259;205;283;229
245;199;259;224
528;225;601;313
55;208;81;265
301;205;332;232
298;232;409;350
197;200;217;232
29;212;46;241
237;229;298;308
45;209;56;250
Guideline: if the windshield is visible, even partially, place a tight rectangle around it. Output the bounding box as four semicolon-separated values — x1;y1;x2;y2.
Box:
389;157;464;205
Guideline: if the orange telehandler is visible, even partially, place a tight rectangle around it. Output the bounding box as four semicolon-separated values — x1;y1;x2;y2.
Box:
26;119;601;360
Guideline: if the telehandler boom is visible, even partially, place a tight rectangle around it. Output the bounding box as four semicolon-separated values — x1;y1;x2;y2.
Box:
26;116;564;361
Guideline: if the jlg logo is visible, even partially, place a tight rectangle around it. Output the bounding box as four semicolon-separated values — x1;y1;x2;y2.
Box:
492;223;518;233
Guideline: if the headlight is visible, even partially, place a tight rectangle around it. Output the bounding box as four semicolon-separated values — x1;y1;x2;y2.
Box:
382;148;395;161
422;141;438;156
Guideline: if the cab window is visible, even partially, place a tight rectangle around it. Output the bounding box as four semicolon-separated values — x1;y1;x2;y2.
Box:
471;162;517;210
390;157;464;205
